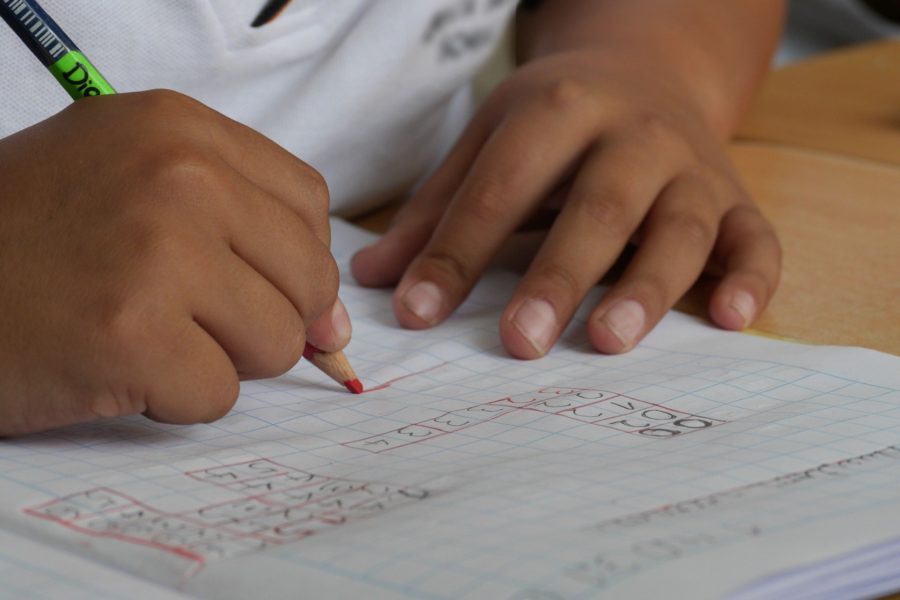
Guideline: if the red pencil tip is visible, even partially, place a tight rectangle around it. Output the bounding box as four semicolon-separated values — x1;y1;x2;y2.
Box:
345;378;364;394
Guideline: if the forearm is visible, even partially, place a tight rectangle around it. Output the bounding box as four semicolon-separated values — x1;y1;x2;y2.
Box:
516;0;786;137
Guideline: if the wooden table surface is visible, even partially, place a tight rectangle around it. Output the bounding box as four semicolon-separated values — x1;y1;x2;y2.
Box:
728;143;900;353
733;40;900;354
737;40;900;167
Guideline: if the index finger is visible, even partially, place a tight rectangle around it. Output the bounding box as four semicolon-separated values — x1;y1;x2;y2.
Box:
393;85;601;328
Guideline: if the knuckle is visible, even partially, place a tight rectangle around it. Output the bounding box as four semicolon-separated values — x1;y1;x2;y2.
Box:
634;112;674;143
533;263;582;301
135;89;206;119
630;276;670;315
545;78;591;112
668;211;717;248
97;299;157;369
138;145;222;196
419;249;474;287
464;175;509;223
577;190;634;235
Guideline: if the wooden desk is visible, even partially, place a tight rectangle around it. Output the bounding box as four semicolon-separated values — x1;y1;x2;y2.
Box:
737;40;900;166
729;142;900;354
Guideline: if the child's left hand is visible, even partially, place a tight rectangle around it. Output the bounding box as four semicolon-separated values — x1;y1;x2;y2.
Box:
351;49;781;358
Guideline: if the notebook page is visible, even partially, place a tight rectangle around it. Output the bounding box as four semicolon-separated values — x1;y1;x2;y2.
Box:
0;528;191;600
0;219;898;599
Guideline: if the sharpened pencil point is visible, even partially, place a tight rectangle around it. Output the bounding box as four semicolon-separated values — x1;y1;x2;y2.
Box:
303;343;361;393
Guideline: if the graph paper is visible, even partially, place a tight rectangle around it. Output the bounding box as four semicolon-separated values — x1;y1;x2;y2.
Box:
1;220;899;600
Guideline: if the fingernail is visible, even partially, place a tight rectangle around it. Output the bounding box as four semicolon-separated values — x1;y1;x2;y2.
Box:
401;281;443;324
512;298;557;355
729;291;756;328
331;299;352;343
602;300;645;350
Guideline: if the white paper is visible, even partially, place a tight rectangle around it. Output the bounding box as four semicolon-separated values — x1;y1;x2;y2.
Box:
0;528;191;599
0;219;898;599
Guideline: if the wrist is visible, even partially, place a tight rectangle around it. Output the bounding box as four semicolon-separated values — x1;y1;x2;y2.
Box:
515;2;780;139
520;43;736;140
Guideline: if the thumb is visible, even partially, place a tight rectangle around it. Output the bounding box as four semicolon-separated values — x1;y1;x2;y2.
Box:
304;297;352;353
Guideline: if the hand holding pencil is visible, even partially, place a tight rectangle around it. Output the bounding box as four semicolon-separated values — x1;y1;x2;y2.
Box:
0;0;359;437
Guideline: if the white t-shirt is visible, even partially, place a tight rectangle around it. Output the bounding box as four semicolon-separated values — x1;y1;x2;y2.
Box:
778;0;900;64
0;0;517;216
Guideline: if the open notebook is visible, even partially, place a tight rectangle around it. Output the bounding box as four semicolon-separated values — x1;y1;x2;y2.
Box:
1;220;899;600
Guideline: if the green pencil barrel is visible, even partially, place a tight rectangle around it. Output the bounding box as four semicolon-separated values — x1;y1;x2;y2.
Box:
48;50;116;99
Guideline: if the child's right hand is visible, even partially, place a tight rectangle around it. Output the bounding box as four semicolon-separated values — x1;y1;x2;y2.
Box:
0;90;344;436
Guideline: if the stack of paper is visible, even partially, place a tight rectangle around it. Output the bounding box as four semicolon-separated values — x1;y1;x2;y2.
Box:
730;537;900;600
